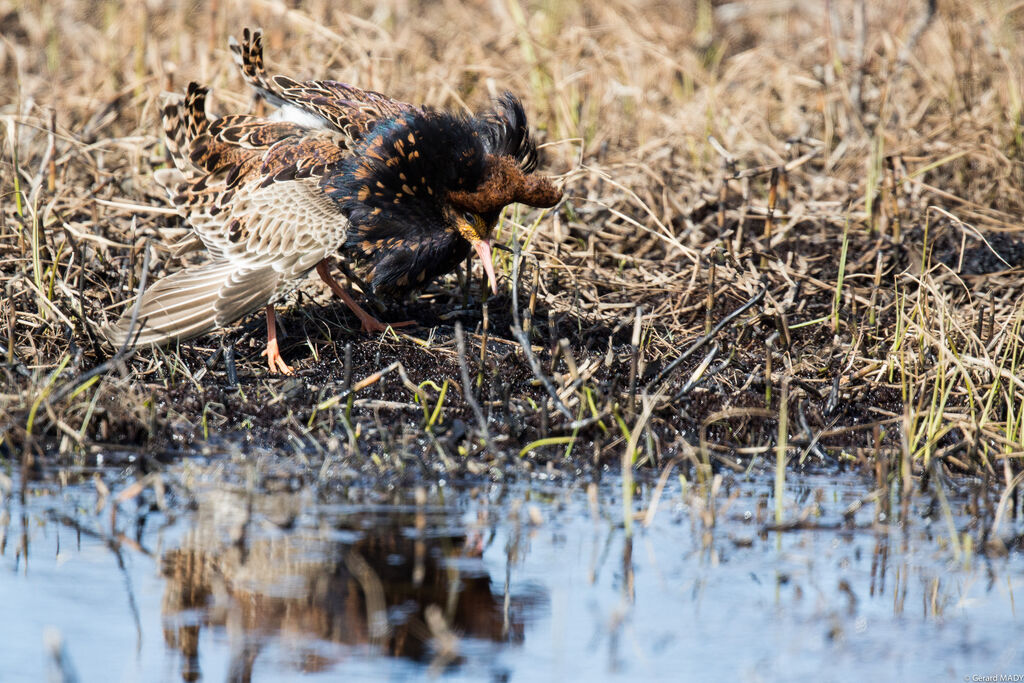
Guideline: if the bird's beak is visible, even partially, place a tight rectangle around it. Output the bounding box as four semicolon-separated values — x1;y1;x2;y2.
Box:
471;239;498;294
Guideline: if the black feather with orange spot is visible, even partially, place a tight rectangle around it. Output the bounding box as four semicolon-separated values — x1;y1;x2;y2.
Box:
328;110;491;292
328;93;561;293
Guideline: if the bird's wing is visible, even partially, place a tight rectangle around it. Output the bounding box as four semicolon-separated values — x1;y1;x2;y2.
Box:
103;261;283;347
107;83;352;346
229;28;419;141
161;83;349;267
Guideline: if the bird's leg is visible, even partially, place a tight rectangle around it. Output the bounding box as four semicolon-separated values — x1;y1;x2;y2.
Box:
315;260;414;333
261;305;294;375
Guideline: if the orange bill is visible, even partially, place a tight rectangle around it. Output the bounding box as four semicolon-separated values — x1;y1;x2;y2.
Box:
471;239;498;294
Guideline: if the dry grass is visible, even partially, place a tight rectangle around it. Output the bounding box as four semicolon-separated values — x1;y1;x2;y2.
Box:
2;0;1023;498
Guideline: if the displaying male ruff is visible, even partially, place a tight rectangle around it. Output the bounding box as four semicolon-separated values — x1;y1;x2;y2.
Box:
105;28;562;373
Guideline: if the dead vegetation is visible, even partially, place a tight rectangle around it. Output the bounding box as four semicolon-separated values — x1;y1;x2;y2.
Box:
1;0;1023;497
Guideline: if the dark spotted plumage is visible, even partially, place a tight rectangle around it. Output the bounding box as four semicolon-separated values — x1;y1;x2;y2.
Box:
327;111;496;292
106;28;562;373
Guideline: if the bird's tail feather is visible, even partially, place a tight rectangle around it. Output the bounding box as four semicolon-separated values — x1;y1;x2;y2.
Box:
103;261;239;349
228;28;288;108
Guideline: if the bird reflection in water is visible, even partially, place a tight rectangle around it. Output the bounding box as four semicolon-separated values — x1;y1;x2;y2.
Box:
159;488;529;681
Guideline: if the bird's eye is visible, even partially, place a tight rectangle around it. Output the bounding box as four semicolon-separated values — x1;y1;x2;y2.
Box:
462;210;477;226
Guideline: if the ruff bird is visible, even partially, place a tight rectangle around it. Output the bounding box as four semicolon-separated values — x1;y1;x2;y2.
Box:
105;28;561;374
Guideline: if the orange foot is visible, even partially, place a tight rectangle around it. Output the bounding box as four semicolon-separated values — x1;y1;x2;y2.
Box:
353;310;417;334
262;337;294;375
316;260;416;334
335;285;416;334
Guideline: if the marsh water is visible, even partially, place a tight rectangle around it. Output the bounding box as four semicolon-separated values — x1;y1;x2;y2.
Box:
1;462;1021;682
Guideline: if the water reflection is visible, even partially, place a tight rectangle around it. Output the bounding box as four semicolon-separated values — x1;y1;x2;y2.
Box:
1;470;1021;680
159;488;530;681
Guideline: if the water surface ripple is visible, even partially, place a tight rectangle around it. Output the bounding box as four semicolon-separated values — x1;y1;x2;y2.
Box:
1;468;1020;681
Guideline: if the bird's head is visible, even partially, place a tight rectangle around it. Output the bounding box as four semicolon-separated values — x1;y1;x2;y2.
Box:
328;94;561;295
